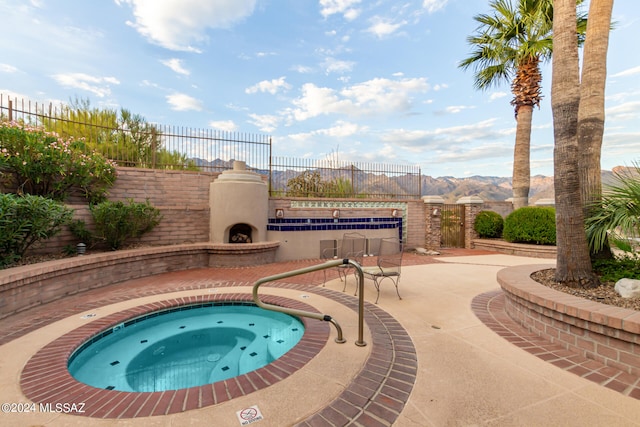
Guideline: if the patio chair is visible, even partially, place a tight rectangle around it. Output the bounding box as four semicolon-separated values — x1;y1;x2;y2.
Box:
362;237;403;304
322;232;366;291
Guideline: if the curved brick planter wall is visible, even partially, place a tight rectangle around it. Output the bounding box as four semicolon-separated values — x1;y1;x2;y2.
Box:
497;264;640;376
0;243;278;320
472;239;556;259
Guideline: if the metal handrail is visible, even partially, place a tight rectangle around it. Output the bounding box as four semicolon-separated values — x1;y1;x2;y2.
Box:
252;258;366;346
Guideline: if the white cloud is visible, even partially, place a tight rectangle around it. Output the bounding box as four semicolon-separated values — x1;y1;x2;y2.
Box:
0;64;18;73
319;0;361;20
379;119;500;149
610;66;640;78
489;91;508;101
606;101;640;122
322;57;355;74
341;77;429;111
433;83;449;91
0;90;30;107
292;65;314;73
288;77;429;121
166;93;204;111
422;0;449;14
116;0;257;52
160;58;190;76
209;120;237;132
444;105;475;114
366;17;407;39
51;73;120;98
245;77;292;95
248;113;280;132
288;83;350;121
289;120;364;140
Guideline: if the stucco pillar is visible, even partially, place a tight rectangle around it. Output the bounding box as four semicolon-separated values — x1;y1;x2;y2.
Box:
423;196;445;250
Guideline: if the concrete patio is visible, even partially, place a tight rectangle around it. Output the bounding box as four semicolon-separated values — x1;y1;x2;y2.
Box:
0;251;639;426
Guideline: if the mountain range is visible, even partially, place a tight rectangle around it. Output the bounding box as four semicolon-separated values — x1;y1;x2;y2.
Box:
193;158;626;203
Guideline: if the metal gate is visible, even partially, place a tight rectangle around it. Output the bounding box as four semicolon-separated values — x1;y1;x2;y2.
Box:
441;204;465;248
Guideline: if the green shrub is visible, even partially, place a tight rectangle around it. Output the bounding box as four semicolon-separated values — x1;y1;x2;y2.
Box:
0;121;117;202
473;210;504;238
285;171;360;198
593;256;640;282
503;206;556;245
87;199;162;249
0;193;74;267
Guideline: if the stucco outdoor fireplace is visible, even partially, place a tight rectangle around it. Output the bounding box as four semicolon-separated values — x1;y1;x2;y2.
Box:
208;161;279;266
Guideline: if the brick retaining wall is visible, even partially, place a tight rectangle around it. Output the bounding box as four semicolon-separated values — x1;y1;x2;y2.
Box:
497;264;640;376
0;243;280;320
472;239;556;258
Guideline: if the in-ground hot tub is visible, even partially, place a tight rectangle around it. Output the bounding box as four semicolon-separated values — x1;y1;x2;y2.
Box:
68;303;303;392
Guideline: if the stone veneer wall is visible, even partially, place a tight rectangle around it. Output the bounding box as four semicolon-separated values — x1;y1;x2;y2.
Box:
498;264;640;376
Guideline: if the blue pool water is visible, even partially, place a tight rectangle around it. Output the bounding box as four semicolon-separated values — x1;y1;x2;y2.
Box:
68;303;304;392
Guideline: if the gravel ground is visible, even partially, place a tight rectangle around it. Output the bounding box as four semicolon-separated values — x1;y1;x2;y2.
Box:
531;268;640;312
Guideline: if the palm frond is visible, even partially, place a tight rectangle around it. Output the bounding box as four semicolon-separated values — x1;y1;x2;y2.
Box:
586;163;640;253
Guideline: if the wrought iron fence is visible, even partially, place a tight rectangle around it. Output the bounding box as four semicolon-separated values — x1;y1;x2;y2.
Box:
270;157;421;199
0;94;271;173
1;93;421;198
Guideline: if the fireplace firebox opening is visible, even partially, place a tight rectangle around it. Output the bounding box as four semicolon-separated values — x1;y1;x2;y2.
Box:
229;223;253;243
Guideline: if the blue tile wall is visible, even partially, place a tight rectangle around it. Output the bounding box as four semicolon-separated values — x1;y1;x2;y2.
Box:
267;217;403;241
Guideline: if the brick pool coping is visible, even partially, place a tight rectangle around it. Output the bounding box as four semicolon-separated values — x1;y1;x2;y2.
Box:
21;294;329;418
16;279;418;424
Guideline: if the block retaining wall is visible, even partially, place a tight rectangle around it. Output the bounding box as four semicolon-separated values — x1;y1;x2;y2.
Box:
497;264;640;376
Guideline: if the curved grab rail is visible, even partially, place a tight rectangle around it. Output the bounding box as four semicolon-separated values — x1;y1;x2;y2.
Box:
252;258;366;346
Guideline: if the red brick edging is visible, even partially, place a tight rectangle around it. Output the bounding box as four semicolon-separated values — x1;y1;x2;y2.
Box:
497;264;640;377
17;280;418;424
473;290;640;399
20;294;329;418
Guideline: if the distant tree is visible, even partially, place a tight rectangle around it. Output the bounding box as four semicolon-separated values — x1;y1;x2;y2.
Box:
460;0;586;209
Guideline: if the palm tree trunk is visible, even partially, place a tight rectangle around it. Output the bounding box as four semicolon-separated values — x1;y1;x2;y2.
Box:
512;104;532;209
578;0;614;212
551;0;599;288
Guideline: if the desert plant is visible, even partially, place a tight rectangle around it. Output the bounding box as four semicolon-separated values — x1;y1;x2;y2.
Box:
503;206;556;245
474;210;504;238
87;199;162;250
0;121;117;202
40;99;200;171
585;163;640;254
0;193;74;267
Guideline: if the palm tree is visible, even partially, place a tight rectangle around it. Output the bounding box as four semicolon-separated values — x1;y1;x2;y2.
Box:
459;0;586;210
578;0;614;213
551;0;598;288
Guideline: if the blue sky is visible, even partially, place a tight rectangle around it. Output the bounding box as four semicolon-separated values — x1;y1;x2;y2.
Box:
1;0;638;178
